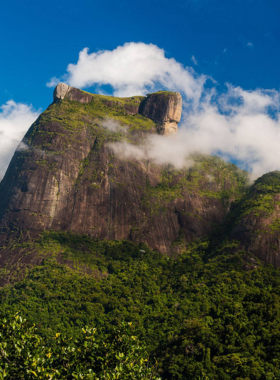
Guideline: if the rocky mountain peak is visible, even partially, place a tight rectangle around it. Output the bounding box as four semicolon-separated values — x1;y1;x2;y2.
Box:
53;84;182;135
53;83;93;104
53;83;71;101
139;92;182;135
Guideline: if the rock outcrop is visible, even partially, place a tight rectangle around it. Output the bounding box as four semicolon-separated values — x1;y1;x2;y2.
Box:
139;92;182;135
53;83;93;104
53;83;72;101
0;85;247;275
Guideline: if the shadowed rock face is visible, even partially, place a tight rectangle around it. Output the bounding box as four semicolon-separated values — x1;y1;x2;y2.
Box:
0;85;247;272
139;92;182;135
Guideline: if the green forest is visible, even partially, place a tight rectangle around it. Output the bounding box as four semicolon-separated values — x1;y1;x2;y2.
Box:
1;230;280;379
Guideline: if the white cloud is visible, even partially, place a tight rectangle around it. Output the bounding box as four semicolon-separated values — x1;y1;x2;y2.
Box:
46;42;280;179
46;77;60;88
109;94;280;180
182;93;280;179
0;101;39;180
16;141;29;152
109;135;195;170
191;55;198;65
48;42;206;103
101;118;127;132
247;42;254;48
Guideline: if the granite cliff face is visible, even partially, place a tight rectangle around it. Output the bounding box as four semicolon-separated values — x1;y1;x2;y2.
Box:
139;91;182;135
0;84;248;274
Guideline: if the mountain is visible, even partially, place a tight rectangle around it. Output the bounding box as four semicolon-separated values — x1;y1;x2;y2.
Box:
2;85;280;378
0;84;249;279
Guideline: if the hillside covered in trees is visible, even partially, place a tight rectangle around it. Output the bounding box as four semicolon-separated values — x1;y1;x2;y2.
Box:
1;86;280;379
1;227;280;379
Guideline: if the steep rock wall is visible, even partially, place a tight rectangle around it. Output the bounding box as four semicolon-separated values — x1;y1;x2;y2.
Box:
139;92;182;135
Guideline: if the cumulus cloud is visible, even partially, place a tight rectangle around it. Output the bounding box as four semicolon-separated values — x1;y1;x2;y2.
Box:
46;76;60;88
48;42;206;103
47;42;280;179
0;101;39;180
182;89;280;179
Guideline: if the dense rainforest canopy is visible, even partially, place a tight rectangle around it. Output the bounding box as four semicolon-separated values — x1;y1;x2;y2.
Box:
1;231;280;379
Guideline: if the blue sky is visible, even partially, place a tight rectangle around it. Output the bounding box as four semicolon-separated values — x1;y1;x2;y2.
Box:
1;0;280;109
1;0;280;180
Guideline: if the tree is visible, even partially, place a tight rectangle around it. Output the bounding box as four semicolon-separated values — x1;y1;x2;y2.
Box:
0;315;160;380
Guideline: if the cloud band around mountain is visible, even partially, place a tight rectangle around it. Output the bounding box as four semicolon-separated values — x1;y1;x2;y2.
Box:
46;42;280;179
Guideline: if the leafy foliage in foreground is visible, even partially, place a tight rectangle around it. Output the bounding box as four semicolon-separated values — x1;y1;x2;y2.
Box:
1;233;280;379
0;315;159;379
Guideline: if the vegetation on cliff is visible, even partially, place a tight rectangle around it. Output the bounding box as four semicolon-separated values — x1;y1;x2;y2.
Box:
236;171;280;219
